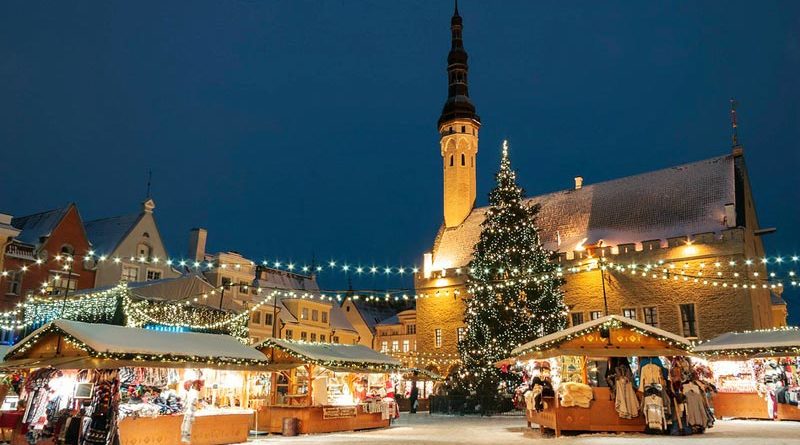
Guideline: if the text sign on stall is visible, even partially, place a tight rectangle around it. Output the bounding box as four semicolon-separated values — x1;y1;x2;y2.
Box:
322;406;357;419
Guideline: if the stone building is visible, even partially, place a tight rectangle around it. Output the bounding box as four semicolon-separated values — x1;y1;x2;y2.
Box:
413;6;783;375
84;198;180;287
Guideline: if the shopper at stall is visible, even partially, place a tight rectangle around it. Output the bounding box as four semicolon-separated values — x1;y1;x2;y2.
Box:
409;384;419;414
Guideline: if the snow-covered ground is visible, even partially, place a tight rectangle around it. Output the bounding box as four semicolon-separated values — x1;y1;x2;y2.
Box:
244;413;800;444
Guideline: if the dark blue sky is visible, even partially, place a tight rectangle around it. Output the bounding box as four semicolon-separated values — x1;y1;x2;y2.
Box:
1;2;798;315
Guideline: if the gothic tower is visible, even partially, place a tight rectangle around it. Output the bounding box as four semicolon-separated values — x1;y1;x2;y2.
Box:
439;2;481;228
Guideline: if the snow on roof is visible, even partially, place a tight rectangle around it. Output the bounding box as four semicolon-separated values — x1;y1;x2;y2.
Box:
11;206;70;246
68;274;215;305
510;315;692;358
329;304;357;332
84;213;141;255
377;315;400;326
8;320;265;363
432;155;735;269
693;328;800;355
258;338;401;370
350;301;402;334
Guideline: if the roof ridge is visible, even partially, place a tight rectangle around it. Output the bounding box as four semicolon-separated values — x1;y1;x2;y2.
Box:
85;212;140;225
470;153;733;213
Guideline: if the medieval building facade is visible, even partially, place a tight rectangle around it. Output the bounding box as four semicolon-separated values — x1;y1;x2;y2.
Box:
413;5;785;375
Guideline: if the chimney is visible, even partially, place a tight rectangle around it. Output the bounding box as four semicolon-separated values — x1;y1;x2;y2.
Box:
724;203;737;228
188;228;207;262
574;176;584;190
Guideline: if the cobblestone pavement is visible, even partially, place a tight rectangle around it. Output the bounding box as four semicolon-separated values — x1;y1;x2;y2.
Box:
244;413;800;444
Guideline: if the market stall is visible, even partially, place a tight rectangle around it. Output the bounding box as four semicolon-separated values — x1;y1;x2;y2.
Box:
693;328;800;421
393;368;442;413
499;315;711;437
253;338;402;434
1;319;267;445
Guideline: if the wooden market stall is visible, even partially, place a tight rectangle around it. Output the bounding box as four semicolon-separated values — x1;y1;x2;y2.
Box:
499;315;694;437
254;338;402;434
2;319;268;445
394;368;443;413
693;328;800;422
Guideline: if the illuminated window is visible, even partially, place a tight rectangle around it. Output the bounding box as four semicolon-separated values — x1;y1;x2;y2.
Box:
643;307;658;327
381;341;388;352
434;329;442;348
301;308;309;320
589;311;602;320
406;324;416;335
457;327;466;342
121;265;138;282
392;340;399;351
402;340;410;352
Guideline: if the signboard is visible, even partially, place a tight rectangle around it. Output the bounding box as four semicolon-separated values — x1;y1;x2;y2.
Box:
322;406;357;419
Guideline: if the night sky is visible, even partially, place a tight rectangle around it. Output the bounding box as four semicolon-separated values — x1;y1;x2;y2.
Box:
1;2;798;318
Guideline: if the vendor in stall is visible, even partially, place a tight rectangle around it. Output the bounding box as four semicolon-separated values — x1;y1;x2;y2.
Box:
499;315;708;437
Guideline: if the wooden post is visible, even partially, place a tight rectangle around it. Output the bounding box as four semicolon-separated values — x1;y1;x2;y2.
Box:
269;372;278;406
581;356;588;385
305;364;314;406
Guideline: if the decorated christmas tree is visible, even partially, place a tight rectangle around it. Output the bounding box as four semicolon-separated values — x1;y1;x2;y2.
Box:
457;140;567;413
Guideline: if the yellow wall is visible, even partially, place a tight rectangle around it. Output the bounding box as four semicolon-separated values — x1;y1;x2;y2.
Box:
440;119;479;228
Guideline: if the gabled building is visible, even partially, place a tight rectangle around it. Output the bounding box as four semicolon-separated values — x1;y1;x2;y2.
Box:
85;198;179;287
1;204;95;309
374;308;417;356
340;299;402;349
413;5;783;375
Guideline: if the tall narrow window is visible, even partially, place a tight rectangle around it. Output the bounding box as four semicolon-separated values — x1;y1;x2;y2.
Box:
461;154;465;166
434;329;442;348
381;341;388;352
457;327;466;342
461;125;466;133
680;304;698;337
643;307;658;327
402;340;410;352
450;155;454;167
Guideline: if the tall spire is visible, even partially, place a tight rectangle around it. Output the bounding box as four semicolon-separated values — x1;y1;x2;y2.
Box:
438;0;480;128
730;98;740;148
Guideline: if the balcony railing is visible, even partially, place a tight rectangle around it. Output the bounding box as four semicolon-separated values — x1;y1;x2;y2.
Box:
5;244;35;260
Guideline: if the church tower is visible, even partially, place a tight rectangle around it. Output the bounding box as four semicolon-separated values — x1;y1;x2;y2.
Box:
439;2;481;228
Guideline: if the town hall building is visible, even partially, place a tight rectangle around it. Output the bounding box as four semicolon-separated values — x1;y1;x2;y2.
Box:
413;5;785;376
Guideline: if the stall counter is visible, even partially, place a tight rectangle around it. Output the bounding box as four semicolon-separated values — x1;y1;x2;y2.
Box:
118;410;252;445
526;387;645;436
255;404;389;434
712;392;770;420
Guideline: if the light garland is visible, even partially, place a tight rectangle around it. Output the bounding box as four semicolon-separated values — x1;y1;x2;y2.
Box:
256;338;402;373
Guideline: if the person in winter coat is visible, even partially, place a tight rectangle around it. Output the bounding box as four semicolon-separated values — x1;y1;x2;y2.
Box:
410;384;419;414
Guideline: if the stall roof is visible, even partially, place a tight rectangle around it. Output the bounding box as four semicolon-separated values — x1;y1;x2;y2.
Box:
693;328;800;356
507;315;693;361
6;320;266;366
257;338;401;372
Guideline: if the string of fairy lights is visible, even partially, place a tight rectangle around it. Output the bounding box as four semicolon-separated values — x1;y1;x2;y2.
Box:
1;249;799;281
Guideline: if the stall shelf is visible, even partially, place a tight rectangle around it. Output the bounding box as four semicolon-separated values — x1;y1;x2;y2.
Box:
2;319;267;445
254;338;402;435
499;315;694;437
694;328;800;421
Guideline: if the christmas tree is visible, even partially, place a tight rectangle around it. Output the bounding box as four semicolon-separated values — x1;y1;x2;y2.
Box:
457;140;567;413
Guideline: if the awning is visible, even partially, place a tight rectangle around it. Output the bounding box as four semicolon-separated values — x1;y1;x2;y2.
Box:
502;315;693;363
256;338;401;373
693;328;800;358
4;319;267;370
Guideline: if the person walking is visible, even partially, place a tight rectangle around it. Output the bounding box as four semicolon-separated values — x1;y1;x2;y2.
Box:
410;383;419;414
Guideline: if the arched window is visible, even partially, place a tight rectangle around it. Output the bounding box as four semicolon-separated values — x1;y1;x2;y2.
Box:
471;156;474;167
60;244;74;256
142;232;150;238
461;154;466;166
449;155;454;167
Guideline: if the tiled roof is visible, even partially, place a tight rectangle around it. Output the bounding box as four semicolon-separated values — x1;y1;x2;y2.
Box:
432;154;735;269
84;213;142;255
11;206;70;246
350;301;402;334
376;314;400;326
